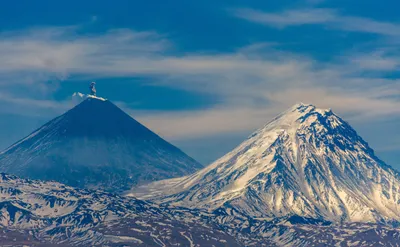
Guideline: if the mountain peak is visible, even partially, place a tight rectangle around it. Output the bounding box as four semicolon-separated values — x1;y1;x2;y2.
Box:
0;97;202;192
72;92;107;104
291;102;315;110
289;102;333;115
87;94;107;102
289;102;333;117
255;103;338;142
135;104;400;224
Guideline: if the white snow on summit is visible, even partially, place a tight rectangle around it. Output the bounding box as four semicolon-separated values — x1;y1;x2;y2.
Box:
133;103;400;223
72;92;107;103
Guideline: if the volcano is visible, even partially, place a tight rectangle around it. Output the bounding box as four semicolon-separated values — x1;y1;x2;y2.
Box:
134;103;400;223
0;95;202;192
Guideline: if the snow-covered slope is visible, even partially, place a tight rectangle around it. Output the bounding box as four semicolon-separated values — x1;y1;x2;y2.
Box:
2;172;400;246
0;173;243;246
0;97;202;192
133;103;400;223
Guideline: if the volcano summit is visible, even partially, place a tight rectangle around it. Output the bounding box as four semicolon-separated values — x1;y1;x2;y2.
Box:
135;103;400;224
0;95;202;192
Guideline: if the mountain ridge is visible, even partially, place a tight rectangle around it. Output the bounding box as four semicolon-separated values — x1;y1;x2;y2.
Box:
133;103;400;223
2;171;400;247
0;172;244;246
0;96;202;192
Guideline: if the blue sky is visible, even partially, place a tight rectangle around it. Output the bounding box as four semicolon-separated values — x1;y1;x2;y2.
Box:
0;0;399;167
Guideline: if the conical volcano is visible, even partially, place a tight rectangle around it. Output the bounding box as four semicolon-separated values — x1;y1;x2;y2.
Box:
135;103;400;223
0;96;202;192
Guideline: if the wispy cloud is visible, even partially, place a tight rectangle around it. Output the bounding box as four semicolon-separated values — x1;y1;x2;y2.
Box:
231;8;336;29
0;92;71;117
0;25;398;140
231;7;400;36
349;50;400;71
0;27;168;84
132;86;400;139
335;16;400;36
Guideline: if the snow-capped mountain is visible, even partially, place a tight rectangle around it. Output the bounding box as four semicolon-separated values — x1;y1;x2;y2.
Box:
0;95;202;192
134;103;400;224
